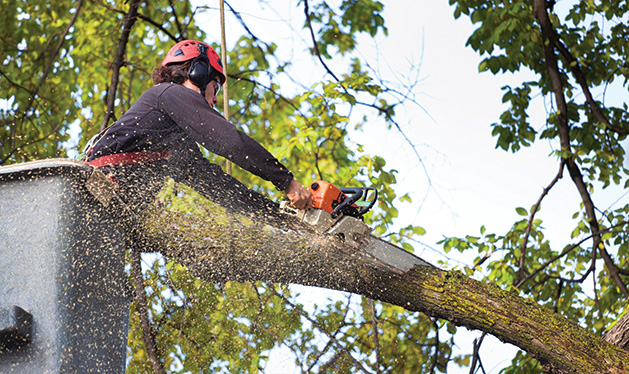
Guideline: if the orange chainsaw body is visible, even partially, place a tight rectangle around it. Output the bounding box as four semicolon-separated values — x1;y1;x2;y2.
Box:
308;180;357;215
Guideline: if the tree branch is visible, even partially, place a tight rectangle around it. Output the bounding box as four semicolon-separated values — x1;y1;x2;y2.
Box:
90;0;179;42
168;2;184;38
0;1;83;165
130;247;167;374
224;1;272;50
302;0;341;82
368;299;382;374
517;225;629;293
33;1;83;107
270;288;371;374
0;120;65;165
429;318;439;374
517;161;564;285
553;37;628;135
468;333;487;374
100;0;143;131
532;0;628;298
132;197;629;374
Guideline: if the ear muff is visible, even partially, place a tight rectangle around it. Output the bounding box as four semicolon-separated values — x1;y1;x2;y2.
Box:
188;43;213;96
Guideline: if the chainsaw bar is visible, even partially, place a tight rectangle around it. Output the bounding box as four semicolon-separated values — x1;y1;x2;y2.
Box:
292;206;432;272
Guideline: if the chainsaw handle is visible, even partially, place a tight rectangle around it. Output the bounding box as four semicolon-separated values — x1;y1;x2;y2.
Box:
331;188;363;218
331;187;378;218
355;187;378;216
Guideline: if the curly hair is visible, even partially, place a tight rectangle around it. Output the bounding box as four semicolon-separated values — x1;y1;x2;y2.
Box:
152;60;193;85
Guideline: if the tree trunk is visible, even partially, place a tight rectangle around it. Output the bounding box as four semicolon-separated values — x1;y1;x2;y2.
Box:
132;202;629;374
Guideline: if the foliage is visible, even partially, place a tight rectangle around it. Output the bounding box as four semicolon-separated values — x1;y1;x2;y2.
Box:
3;0;628;372
0;0;453;372
443;0;629;371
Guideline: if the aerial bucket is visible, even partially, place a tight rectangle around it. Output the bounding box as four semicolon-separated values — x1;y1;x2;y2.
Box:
0;159;130;373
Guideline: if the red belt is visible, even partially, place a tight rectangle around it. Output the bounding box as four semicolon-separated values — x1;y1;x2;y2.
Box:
87;151;172;168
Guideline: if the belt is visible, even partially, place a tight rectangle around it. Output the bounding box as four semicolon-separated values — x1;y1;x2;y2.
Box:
87;151;172;168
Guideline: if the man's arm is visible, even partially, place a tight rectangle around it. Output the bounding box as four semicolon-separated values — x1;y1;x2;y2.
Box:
159;84;312;208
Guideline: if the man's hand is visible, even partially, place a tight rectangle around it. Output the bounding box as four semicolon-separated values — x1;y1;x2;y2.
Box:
285;178;313;210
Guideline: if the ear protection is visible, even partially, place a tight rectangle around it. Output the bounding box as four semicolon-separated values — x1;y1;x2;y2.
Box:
188;43;214;96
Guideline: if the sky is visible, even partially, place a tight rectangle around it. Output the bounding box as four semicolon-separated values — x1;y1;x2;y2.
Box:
192;0;628;372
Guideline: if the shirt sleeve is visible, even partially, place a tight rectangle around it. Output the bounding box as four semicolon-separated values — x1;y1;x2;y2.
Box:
158;84;294;191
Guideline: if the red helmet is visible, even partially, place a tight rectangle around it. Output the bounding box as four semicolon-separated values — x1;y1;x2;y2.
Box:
161;40;225;84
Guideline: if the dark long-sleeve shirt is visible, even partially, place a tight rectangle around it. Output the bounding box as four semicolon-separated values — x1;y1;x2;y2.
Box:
88;83;293;191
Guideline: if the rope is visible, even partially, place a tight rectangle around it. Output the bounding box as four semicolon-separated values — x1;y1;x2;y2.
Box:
219;0;232;175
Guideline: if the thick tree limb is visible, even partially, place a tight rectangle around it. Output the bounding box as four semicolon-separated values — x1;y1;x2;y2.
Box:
133;201;629;374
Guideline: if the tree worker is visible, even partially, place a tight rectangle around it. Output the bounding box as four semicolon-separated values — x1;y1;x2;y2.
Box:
84;39;312;217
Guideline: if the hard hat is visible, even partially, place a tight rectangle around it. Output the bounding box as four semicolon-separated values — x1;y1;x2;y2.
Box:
161;40;225;85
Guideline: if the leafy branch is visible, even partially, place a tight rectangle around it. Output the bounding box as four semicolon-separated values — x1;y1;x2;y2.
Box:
130;248;167;374
532;0;628;298
516;159;564;286
100;0;143;131
270;288;371;373
0;0;83;165
90;0;182;41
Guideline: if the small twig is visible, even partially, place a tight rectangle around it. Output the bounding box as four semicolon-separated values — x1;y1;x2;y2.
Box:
0;119;65;165
303;0;341;82
306;338;335;373
224;1;272;50
593;267;605;330
178;5;199;38
90;0;179;41
429;319;439;374
368;299;382;374
516;160;565;285
469;333;487;374
554;280;564;313
169;2;184;38
306;294;354;372
124;68;135;113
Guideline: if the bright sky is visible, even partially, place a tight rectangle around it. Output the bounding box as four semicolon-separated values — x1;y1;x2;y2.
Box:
193;0;628;372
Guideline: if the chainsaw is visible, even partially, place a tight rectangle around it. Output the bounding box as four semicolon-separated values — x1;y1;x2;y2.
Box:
282;180;431;272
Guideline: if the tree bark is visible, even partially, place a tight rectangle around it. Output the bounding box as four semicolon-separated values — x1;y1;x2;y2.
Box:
605;312;629;351
132;202;629;374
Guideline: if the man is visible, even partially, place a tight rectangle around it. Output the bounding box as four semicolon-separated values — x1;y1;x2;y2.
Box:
86;39;312;217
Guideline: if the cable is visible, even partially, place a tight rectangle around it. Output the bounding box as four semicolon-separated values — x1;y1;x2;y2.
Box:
219;0;232;175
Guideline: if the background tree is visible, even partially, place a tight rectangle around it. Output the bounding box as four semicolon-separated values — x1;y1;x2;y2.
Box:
444;0;629;371
1;0;628;373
